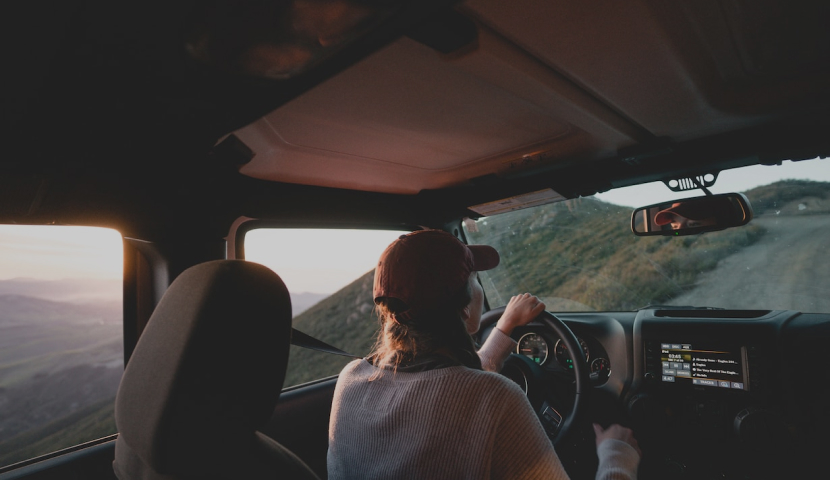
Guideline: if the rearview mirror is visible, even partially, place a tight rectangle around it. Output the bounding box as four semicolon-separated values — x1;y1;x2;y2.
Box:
631;193;753;236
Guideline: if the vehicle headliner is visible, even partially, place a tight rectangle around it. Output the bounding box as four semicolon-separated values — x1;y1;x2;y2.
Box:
3;0;829;240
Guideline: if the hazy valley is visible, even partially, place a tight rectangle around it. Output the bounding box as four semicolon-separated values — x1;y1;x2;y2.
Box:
0;282;122;467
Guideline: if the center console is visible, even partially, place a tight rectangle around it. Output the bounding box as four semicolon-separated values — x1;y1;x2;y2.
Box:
632;310;788;479
648;341;749;390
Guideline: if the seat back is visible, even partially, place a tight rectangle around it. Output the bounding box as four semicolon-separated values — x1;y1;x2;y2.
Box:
113;260;318;479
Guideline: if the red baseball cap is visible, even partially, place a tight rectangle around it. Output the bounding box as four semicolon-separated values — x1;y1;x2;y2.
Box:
373;230;500;322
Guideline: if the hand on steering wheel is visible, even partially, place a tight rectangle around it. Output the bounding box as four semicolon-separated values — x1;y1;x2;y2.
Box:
495;293;547;336
482;307;590;446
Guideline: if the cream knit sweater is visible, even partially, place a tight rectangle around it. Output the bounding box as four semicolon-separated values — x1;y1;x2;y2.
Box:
327;329;639;479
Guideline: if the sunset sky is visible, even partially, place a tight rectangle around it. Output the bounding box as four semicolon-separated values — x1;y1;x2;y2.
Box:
245;228;405;294
0;225;123;281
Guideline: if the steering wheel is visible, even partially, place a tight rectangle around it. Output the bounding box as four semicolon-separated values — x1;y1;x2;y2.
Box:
480;307;590;446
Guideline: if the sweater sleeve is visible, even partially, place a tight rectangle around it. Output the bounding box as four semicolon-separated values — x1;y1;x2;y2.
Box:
596;439;640;480
488;380;570;480
489;389;640;480
478;327;517;372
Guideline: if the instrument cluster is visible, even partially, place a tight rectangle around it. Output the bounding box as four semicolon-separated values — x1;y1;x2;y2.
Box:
515;330;610;381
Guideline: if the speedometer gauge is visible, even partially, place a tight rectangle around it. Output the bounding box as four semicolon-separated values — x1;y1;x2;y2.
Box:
554;337;589;369
591;357;610;376
517;332;549;365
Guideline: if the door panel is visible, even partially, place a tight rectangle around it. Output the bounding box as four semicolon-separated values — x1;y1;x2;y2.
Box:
0;440;116;480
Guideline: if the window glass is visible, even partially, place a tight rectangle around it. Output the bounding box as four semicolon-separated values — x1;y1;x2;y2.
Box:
0;226;122;469
464;157;830;313
245;228;406;387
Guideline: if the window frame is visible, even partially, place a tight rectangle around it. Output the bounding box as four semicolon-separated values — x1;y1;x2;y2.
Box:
0;224;126;472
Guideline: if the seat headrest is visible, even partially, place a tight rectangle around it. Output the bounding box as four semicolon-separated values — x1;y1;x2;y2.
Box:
114;260;292;475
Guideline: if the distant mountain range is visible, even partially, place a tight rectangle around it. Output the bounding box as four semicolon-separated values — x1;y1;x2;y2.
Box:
0;278;121;303
291;292;329;317
0;277;326;317
0;294;121;328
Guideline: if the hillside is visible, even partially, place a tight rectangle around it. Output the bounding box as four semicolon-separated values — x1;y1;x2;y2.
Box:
291;292;329;316
0;295;121;386
0;293;122;467
742;179;830;216
0;366;121;466
285;270;377;386
471;196;767;311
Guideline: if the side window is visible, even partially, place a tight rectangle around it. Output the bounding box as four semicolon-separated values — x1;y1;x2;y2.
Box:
244;228;405;387
0;226;123;469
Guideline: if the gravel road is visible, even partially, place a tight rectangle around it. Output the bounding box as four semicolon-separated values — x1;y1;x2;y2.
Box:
667;213;830;312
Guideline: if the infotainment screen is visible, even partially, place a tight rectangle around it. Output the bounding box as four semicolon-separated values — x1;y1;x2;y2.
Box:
660;343;748;390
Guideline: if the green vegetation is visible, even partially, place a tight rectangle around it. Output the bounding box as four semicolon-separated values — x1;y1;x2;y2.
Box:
284;270;379;386
0;326;121;388
470;197;767;310
0;294;122;469
743;179;829;215
0;398;115;467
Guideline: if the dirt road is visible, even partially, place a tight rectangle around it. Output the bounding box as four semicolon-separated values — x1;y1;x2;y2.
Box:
668;213;830;312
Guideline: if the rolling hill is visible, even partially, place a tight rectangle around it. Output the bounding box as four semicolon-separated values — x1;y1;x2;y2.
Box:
0;293;122;467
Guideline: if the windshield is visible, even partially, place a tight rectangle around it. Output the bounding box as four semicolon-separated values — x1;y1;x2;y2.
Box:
464;158;830;313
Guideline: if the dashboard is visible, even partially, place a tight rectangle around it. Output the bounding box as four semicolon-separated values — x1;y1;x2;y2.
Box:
478;307;830;480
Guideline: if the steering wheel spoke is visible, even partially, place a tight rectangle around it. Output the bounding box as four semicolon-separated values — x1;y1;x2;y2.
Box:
483;308;590;446
539;401;564;437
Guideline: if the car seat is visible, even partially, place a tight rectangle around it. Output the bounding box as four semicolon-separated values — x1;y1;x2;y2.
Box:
112;260;319;479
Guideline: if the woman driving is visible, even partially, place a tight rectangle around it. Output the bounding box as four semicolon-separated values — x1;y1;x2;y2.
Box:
327;229;640;479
